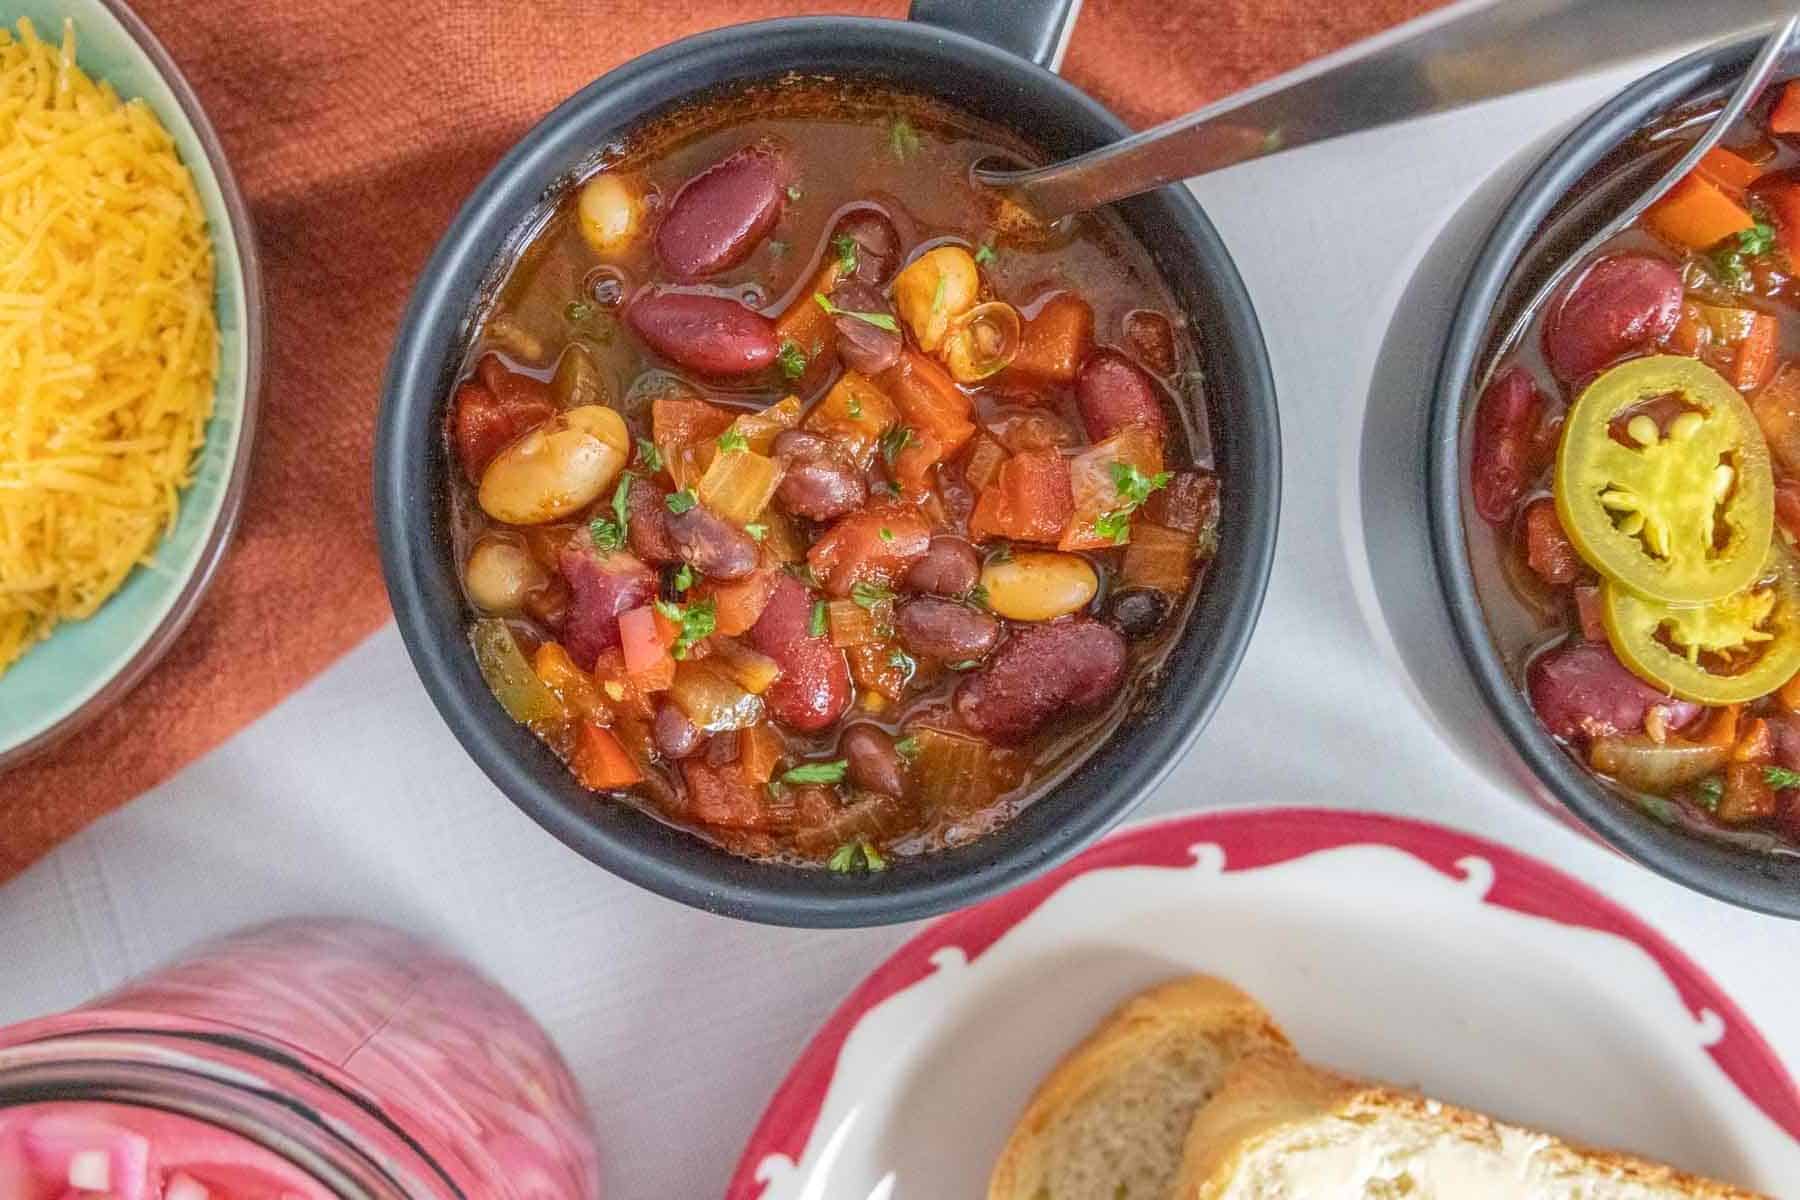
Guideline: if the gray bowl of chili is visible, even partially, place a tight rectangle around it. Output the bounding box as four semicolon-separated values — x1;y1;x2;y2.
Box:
375;6;1279;926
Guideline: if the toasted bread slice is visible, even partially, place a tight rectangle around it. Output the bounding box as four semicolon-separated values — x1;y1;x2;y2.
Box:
1173;1051;1767;1199
987;975;1294;1200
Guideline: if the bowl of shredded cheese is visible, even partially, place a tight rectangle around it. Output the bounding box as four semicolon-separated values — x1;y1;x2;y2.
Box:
0;0;261;769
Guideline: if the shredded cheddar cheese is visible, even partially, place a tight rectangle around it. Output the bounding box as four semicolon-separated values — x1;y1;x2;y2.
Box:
0;18;219;674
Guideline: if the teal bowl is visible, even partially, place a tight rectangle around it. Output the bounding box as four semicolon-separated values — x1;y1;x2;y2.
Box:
0;0;263;770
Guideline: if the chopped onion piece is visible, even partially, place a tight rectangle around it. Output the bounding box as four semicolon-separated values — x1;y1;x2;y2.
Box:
669;659;765;732
827;598;888;647
908;726;993;813
711;638;783;694
697;448;782;526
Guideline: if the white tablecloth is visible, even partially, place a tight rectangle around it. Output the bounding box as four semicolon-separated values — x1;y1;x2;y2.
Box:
2;60;1794;1199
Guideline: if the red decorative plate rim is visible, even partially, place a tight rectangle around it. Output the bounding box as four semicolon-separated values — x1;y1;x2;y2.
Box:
726;806;1800;1198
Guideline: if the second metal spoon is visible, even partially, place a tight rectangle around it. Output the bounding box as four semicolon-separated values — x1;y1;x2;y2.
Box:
979;0;1796;221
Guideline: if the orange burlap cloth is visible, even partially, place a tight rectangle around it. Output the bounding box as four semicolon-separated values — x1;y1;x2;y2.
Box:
0;0;1441;881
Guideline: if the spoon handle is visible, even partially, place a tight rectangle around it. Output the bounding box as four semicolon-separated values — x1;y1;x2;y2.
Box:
983;0;1797;219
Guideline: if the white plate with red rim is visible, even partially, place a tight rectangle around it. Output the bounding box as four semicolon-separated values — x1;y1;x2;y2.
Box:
727;807;1800;1198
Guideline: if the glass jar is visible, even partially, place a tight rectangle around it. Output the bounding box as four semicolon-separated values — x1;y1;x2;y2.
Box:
0;919;599;1198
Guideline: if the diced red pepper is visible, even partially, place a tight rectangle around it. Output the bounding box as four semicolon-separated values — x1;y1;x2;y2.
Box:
1574;585;1607;643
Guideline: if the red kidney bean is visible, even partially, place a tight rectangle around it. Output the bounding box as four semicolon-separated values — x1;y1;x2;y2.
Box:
905;535;981;596
841;723;906;798
954;618;1128;744
558;533;657;670
834;207;902;285
748;574;852;732
667;504;759;580
774;429;867;521
1075;347;1170;442
625;475;680;564
654;702;703;759
626;289;778;377
1123;309;1178;375
1543;253;1682;382
897;597;1000;662
655;139;792;280
1526;639;1700;743
1470;365;1548;525
828;280;903;375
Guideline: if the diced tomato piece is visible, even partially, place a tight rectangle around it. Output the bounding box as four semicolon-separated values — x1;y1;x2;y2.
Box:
1733;312;1777;392
1750;362;1800;476
1773;81;1800;134
1644;173;1754;250
1143;470;1217;535
807;504;933;595
450;365;555;482
572;722;643;790
969;448;1075;544
1520;498;1581;587
681;760;774;829
1695;146;1762;194
697;566;781;636
738;722;787;784
878;350;975;454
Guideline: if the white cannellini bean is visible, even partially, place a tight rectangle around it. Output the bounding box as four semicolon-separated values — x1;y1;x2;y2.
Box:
477;406;628;525
464;537;546;615
578;173;643;255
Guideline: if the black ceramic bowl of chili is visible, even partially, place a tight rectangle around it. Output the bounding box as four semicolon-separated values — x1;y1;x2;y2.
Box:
1432;33;1800;916
377;16;1278;926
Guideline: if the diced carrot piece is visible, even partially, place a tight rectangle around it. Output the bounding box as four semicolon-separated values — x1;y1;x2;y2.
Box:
878;350;975;454
773;259;846;383
697;568;779;636
1697;705;1743;750
1732;717;1774;764
847;641;912;702
1733;312;1777;392
1695;146;1763;193
805;371;896;468
652;394;735;446
739;722;787;785
532;642;608;723
572;722;643;790
1644;173;1754;250
1772;81;1800;134
1749;362;1800;475
1009;292;1094;383
968;448;1074;544
892;427;946;495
